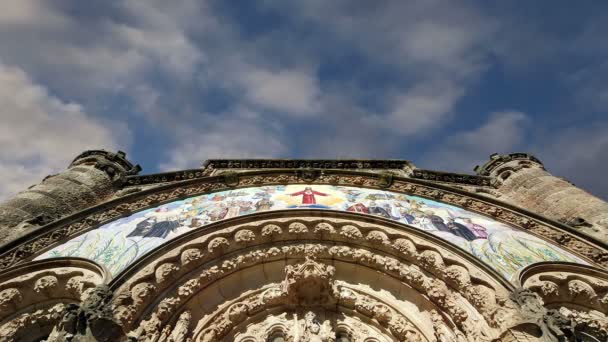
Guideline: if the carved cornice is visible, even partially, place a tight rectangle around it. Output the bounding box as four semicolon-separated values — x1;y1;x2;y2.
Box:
475;153;544;176
71;150;141;185
124;161;499;189
1;170;606;275
0;258;106;324
411;169;495;187
125;159;415;187
125;168;208;186
202;159;415;171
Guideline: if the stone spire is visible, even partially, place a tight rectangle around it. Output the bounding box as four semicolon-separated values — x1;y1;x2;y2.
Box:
476;153;608;243
0;150;140;246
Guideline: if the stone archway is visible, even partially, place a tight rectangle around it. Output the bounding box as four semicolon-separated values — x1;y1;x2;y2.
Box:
110;210;528;341
192;257;427;341
0;258;108;341
518;262;608;341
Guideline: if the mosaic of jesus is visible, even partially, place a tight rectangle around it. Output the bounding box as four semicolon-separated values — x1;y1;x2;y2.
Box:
37;184;586;279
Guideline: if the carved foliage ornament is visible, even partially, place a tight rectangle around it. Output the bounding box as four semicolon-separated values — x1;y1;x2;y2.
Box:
283;256;336;306
187;258;425;342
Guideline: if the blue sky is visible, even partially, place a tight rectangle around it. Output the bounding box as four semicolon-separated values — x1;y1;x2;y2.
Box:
0;1;607;200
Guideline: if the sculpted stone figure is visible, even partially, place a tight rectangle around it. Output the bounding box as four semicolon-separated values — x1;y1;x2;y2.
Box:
283;257;336;306
47;285;124;342
300;311;332;342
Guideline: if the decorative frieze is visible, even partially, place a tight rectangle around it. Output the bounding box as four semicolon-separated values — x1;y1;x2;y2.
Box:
1;171;605;278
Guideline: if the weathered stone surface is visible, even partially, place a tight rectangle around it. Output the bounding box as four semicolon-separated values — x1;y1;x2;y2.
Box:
0;150;140;246
477;153;608;243
46;285;125;342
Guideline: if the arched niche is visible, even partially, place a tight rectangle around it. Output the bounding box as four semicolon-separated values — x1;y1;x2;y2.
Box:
518;262;608;341
109;211;534;341
33;184;593;282
0;257;107;341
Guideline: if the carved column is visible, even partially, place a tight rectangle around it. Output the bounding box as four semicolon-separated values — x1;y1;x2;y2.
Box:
475;153;608;242
0;150;140;246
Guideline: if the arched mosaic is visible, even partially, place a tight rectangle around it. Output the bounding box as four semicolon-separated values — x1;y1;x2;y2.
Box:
35;185;586;278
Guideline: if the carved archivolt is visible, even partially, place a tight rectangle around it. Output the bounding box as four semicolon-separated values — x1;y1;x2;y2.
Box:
0;258;107;341
110;213;536;341
519;263;608;341
131;257;456;342
233;311;395;342
519;263;608;312
0;213;602;340
194;284;427;342
190;259;427;341
0;303;66;341
3;171;605;274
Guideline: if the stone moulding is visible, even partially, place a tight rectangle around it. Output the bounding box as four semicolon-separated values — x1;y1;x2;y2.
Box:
0;257;108;340
517;262;608;341
0;256;109;286
475;153;544;176
191;277;427;341
108;210;513;295
518;262;608;312
0;169;606;274
0;257;108;318
411;169;494;187
111;212;608;341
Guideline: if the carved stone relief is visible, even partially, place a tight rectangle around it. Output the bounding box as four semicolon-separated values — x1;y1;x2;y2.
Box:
110;216;513;335
232;310;399;342
0;258;107;341
103;212;567;342
0;211;603;340
519;263;608;341
190;258;428;342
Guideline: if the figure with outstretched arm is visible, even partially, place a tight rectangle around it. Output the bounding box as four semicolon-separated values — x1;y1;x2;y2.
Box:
460;217;488;239
289;187;328;204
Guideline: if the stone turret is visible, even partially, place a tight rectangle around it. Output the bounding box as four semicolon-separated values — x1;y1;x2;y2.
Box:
0;150;140;246
475;153;608;242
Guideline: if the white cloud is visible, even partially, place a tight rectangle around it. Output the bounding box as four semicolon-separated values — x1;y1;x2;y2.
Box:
2;0;605;205
239;68;321;116
0;0;205;98
0;62;129;199
257;1;497;138
269;1;495;77
0;0;66;27
531;124;608;199
421;111;529;172
419;111;608;200
110;0;206;79
380;80;465;136
566;61;608;112
159;109;287;170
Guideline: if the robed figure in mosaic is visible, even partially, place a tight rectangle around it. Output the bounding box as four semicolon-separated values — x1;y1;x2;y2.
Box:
289;187;328;205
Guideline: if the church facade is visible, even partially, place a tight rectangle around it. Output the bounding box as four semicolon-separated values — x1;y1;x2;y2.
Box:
0;150;606;341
